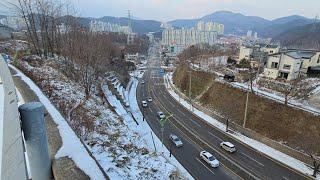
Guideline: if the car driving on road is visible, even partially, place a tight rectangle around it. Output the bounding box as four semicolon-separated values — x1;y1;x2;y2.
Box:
200;151;220;168
147;97;153;102
142;100;148;107
157;111;165;119
141;80;145;84
220;142;236;153
169;134;183;147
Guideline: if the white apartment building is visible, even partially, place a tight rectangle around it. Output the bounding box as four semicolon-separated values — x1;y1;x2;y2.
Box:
0;16;26;30
263;50;320;80
89;20;131;34
162;20;224;53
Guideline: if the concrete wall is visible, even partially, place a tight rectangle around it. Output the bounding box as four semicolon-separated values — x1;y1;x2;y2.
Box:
0;56;27;179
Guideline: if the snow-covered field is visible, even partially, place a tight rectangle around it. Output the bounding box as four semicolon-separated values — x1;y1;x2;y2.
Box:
165;72;319;179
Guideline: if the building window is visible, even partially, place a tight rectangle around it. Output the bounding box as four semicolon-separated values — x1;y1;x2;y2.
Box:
283;64;291;70
271;62;278;68
278;72;289;79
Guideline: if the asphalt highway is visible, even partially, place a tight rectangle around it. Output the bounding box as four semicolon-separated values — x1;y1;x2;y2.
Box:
136;47;310;180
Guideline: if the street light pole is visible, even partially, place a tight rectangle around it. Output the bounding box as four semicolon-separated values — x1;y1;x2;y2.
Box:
243;85;249;128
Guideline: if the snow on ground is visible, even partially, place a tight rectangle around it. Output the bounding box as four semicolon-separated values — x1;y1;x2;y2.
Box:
128;76;193;180
165;72;318;179
231;81;320;115
101;72;193;179
10;65;105;180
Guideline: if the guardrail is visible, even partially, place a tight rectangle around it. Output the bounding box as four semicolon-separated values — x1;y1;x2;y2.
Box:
0;57;27;180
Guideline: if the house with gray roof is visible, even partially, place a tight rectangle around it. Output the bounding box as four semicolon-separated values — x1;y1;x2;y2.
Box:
263;50;320;80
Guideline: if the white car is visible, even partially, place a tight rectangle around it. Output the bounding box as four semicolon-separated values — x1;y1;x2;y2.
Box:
220;142;236;153
169;134;183;147
157;111;165;119
142;101;148;107
141;80;145;84
147;97;153;102
200;151;220;168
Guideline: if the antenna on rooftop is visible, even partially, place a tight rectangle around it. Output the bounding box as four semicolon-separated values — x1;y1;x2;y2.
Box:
312;14;319;31
128;10;132;33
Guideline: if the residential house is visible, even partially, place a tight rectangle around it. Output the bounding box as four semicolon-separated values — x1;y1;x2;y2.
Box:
238;45;253;61
263;50;320;80
261;44;280;55
0;25;13;40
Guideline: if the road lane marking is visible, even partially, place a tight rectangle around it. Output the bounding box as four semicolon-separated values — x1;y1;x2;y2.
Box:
190;119;201;127
177;109;185;115
241;152;264;167
168;101;175;107
195;158;215;175
208;132;223;142
149;107;154;114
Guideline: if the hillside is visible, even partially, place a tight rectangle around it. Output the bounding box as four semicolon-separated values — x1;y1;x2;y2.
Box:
173;64;320;155
168;11;313;37
272;23;320;49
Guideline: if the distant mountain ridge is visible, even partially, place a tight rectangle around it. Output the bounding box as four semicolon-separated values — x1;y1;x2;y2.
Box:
168;11;314;37
272;23;320;50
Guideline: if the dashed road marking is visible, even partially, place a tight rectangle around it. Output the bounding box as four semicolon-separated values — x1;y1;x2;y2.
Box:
241;152;264;167
196;158;215;175
208;131;223;142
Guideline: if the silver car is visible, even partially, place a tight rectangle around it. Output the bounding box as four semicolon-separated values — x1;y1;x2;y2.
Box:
170;134;183;147
157;111;165;119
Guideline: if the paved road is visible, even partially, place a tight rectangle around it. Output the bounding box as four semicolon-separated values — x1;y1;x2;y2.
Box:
136;46;310;180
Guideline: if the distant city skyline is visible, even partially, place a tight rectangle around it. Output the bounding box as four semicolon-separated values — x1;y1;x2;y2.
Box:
1;0;319;22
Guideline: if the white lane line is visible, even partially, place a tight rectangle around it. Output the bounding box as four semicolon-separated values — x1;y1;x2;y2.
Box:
168;101;175;107
177;109;185;116
149;107;154;114
196;158;215;175
208;131;223;142
241;152;264;167
190;119;201;128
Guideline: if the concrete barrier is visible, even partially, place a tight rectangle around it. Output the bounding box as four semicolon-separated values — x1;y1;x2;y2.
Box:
0;56;27;179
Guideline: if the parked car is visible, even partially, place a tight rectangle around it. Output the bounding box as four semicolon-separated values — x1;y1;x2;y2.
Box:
157;111;165;119
220;142;236;153
169;134;183;147
223;73;235;82
142;100;148;107
200;151;220;168
141;80;145;84
147;97;153;102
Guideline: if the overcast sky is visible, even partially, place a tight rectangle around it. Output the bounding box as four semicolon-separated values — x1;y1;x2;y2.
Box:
2;0;320;22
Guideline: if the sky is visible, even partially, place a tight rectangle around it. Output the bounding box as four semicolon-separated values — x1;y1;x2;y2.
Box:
1;0;320;22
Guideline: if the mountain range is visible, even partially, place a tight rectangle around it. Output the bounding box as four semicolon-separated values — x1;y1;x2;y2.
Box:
1;11;319;49
168;11;315;37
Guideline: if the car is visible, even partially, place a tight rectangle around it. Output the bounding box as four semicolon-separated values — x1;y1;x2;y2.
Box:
220;142;236;153
169;134;183;147
157;111;165;119
200;151;220;168
141;80;145;84
142;100;148;107
147;97;153;102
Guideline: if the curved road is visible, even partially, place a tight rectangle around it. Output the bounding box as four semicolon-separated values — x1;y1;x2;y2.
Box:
136;47;311;180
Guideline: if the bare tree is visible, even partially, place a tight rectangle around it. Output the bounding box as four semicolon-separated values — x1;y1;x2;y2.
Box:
310;154;320;178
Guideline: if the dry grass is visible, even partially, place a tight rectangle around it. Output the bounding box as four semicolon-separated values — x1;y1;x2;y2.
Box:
175;65;320;154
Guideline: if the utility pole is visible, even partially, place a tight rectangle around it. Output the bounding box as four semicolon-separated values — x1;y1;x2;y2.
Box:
243;84;249;128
